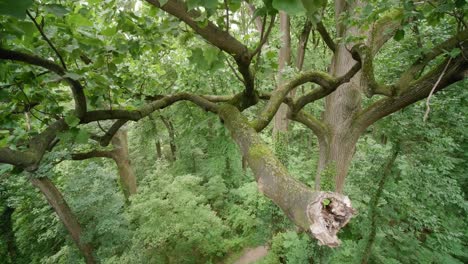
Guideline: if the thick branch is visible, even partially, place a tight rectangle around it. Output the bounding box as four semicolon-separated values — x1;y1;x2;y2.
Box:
71;150;114;160
0;48;87;117
292;62;361;113
219;104;354;247
368;9;403;55
145;0;255;95
252;61;360;132
356;54;467;131
81;93;219;123
0;119;67;170
146;0;248;57
397;29;468;91
289;110;328;142
351;44;396;97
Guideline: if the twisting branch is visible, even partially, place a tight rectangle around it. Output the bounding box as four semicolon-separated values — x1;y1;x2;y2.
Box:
350;44;396;97
0;119;68;170
397;29;468;91
316;21;336;53
292;62;361;113
0;48;87;117
251;61;360;132
26;10;68;70
355;53;467;132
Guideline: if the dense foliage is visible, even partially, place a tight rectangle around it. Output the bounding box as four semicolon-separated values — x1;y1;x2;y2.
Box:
1;0;467;263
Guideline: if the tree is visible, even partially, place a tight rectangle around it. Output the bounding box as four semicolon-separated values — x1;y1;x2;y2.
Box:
0;0;466;260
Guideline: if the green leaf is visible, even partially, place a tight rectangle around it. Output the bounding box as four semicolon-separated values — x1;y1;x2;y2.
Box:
394;29;405;41
75;129;89;144
64;113;80;127
0;0;33;19
272;0;306;15
301;0;326;17
322;198;331;206
44;4;69;17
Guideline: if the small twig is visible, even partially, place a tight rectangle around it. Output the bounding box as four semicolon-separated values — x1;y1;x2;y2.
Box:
251;15;276;59
97;120;107;134
26;10;68;70
226;58;245;83
423;57;452;122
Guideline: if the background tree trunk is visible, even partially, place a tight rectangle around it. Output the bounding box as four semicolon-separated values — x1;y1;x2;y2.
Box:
30;177;96;264
111;130;137;200
1;206;18;263
273;11;291;164
160;116;176;161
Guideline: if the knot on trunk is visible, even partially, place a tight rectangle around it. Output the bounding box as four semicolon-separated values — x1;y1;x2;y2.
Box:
307;192;355;247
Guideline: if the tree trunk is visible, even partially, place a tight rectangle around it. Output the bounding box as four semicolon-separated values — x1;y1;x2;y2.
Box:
321;0;362;193
155;139;162;160
219;104;354;247
1;206;18;263
160;116;176;161
111;130;137;200
273;11;291;163
30;177;96;264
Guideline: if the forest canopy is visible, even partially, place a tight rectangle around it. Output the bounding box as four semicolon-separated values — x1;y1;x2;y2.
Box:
0;0;467;263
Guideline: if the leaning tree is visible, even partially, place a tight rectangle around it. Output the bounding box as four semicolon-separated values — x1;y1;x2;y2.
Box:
0;0;466;263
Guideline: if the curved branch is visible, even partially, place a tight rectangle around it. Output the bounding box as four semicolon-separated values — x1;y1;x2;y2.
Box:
351;44;396;97
0;119;67;170
289;110;328;141
0;48;87;117
355;54;467;132
396;29;468;91
81;93;219;123
251;60;360;132
292;62;361;113
368;9;403;55
145;0;255;96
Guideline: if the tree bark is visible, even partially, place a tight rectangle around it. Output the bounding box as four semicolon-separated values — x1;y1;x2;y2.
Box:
273;11;291;164
111;130;137;200
160;116;176;161
321;0;362;193
1;206;18;263
30;177;96;264
155;139;162;160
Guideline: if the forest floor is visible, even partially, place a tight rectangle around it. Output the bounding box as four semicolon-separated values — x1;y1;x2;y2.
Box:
232;245;269;264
